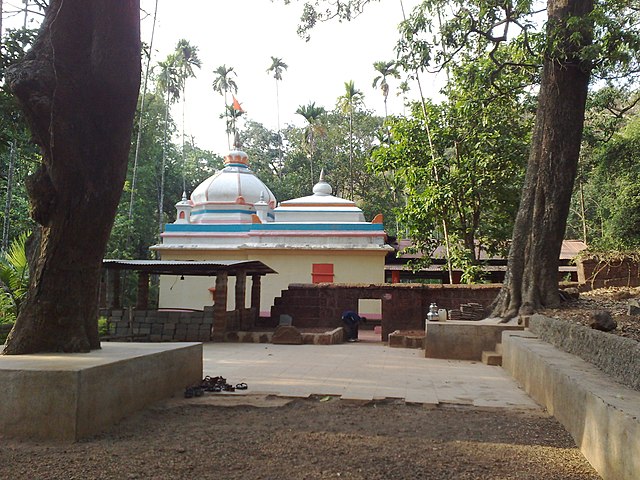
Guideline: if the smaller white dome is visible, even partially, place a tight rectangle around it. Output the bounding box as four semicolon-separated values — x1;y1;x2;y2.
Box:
312;170;332;196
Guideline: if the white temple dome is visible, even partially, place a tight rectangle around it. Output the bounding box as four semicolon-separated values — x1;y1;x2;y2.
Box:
190;149;277;207
187;148;277;224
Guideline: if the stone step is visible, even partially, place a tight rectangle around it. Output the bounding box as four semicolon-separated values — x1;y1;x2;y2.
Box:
481;350;502;366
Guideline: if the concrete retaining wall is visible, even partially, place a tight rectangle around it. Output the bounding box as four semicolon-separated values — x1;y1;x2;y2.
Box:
503;330;640;480
529;314;640;391
425;321;524;360
0;342;202;441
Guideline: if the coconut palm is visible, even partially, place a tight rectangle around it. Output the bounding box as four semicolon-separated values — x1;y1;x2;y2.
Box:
173;39;202;193
0;232;29;323
397;80;410;116
156;53;185;236
212;65;239;149
337;80;364;200
296;102;327;188
220;105;245;139
372;60;400;120
266;56;288;162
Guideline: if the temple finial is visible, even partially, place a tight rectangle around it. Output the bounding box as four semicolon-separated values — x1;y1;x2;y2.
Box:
233;132;242;149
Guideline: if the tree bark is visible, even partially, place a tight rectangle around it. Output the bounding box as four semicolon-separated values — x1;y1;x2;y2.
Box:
3;0;140;353
491;0;594;320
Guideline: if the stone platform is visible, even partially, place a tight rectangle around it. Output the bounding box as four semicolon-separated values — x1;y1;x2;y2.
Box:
503;330;640;480
0;342;202;441
425;320;524;360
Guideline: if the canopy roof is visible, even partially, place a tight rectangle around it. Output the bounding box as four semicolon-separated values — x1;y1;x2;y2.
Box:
102;259;277;277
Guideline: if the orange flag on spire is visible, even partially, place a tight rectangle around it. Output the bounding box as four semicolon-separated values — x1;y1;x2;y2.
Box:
232;95;244;112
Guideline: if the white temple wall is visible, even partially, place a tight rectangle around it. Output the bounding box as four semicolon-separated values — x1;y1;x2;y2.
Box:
157;248;386;317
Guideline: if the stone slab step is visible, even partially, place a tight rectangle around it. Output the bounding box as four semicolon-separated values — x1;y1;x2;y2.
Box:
481;350;502;366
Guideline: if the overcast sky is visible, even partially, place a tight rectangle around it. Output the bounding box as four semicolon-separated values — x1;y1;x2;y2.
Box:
139;0;441;155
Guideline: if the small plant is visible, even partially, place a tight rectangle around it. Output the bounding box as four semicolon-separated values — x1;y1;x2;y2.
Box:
98;316;112;337
0;232;30;324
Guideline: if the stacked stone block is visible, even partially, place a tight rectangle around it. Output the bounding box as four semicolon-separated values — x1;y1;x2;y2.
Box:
106;308;213;342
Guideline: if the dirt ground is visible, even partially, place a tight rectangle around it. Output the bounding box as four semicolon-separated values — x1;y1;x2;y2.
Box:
0;395;601;480
543;286;640;343
4;286;635;480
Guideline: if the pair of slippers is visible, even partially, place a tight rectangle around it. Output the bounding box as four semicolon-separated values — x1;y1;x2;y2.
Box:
184;380;248;398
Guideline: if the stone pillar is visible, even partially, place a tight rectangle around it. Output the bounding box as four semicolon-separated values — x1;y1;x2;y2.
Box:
136;272;149;310
251;275;261;310
235;271;248;330
212;272;228;341
112;271;121;309
235;271;247;310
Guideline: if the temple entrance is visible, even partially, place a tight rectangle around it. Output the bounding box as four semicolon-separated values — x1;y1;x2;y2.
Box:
357;298;383;343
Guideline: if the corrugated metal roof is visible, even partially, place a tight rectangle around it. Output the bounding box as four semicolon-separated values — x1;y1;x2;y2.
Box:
102;259;277;276
393;239;587;261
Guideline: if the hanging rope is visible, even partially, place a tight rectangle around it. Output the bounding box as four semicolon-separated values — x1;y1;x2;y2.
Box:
128;0;159;222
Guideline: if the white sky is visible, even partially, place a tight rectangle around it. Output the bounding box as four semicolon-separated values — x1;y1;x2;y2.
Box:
2;1;443;156
140;0;441;155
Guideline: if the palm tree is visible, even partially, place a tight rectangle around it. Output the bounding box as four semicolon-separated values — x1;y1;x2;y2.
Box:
266;56;288;162
156;53;184;236
337;80;364;200
173;39;202;193
220;105;245;139
372;60;400;120
296;102;326;188
397;80;410;116
212;64;238;149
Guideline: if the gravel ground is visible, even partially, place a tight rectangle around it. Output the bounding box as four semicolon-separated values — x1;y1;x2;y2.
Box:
4;287;630;480
0;396;600;480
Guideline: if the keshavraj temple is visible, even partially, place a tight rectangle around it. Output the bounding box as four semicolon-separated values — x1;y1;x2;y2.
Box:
152;145;392;318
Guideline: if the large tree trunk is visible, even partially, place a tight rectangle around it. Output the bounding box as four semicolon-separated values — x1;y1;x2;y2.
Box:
491;0;594;320
3;0;140;354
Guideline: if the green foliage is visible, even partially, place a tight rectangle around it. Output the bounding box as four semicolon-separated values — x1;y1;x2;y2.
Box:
579;113;640;250
1;28;40;248
371;55;534;277
0;232;30;323
97;317;112;337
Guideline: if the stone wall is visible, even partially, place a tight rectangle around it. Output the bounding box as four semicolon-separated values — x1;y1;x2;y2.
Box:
270;283;501;340
103;308;213;342
529;314;640;391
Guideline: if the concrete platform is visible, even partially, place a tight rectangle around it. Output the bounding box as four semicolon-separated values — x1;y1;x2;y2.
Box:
425;320;524;360
503;330;640;480
0;342;202;441
202;342;538;408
